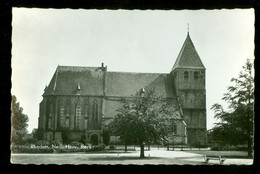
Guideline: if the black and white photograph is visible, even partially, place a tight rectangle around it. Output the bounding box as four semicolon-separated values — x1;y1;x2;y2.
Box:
10;8;254;165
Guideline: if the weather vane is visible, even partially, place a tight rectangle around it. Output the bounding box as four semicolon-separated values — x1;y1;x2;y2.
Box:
187;23;189;33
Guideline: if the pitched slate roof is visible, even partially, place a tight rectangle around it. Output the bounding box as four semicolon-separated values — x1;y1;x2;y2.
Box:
106;72;176;98
43;34;204;98
43;66;177;99
43;66;105;96
171;33;205;71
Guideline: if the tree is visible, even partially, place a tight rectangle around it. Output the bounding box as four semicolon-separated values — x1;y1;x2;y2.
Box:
108;88;179;158
11;95;29;145
210;59;254;157
108;98;136;152
33;128;44;140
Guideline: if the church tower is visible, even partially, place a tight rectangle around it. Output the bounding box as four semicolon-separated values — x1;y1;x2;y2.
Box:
171;32;207;146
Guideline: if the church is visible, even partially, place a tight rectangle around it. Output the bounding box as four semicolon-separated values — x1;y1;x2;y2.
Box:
38;32;207;146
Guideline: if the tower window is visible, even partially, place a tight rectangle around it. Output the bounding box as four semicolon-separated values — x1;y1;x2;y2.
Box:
200;71;204;78
194;72;199;80
184;71;189;80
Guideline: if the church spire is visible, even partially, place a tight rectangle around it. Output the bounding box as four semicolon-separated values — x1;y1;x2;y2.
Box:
171;32;205;72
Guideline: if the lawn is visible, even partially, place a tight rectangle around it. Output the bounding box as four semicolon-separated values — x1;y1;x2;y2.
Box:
11;153;203;165
188;150;250;158
10;149;253;165
11;148;207;165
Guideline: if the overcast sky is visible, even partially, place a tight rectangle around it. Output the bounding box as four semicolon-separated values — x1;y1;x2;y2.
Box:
11;8;254;133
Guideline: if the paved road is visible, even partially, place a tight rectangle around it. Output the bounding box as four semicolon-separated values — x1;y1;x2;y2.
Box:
11;149;253;165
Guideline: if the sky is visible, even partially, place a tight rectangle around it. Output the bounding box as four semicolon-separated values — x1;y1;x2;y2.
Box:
11;8;254;133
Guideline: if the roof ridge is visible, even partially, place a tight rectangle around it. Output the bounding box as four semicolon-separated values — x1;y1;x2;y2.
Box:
171;34;189;71
57;65;102;72
107;71;168;75
58;65;99;68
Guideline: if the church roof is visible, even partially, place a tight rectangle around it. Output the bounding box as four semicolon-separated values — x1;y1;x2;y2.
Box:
43;66;105;96
106;72;176;98
43;34;204;98
171;33;205;72
43;66;177;99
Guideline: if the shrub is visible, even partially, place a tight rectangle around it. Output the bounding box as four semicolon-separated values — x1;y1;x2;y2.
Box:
80;135;87;145
210;144;248;151
26;137;37;145
194;144;208;148
33;129;44;140
87;144;106;151
69;141;81;147
50;140;63;146
11;145;53;153
85;143;92;149
90;146;102;151
36;140;50;146
210;146;221;151
109;145;115;150
99;143;106;150
55;148;83;153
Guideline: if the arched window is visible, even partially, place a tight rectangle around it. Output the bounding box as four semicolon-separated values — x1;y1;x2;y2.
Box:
200;71;204;77
65;117;69;128
171;122;177;135
59;99;64;128
93;100;99;122
84;104;88;129
84;117;88;129
85;104;88;117
48;104;53;130
48;117;52;130
184;71;189;80
75;102;81;129
65;100;70;117
194;71;199;80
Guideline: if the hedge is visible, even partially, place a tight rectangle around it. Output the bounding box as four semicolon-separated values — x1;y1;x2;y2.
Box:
11;144;106;153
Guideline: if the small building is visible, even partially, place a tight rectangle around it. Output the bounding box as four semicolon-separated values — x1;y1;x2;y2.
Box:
38;32;206;145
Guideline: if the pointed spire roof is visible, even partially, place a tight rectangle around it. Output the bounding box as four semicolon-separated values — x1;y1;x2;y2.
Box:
171;33;205;72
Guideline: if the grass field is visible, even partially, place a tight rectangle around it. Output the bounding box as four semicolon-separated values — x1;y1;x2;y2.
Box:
11;153;202;165
11;149;253;165
187;150;250;158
